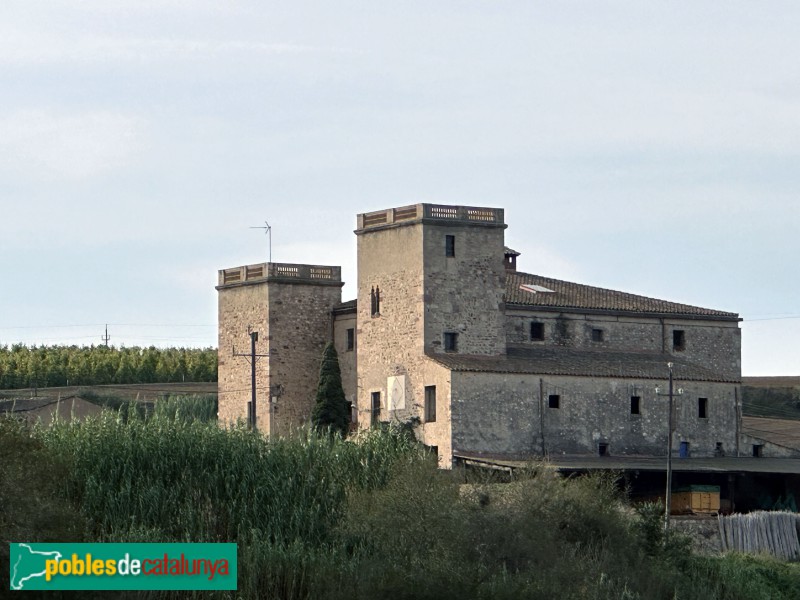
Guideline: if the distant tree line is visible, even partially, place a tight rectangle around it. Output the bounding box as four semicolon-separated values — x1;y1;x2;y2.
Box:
0;345;217;389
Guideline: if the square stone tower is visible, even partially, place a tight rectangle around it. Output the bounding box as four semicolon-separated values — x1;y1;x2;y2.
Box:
217;262;343;435
355;204;507;427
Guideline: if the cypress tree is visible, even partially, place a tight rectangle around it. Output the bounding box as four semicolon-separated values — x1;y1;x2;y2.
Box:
311;342;349;437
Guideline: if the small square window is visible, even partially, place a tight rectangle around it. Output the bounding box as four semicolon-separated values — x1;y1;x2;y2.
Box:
598;443;609;456
673;330;685;351
548;394;560;409
591;328;604;342
530;322;545;341
424;385;437;423
346;328;355;351
752;444;764;458
444;332;458;352
445;235;455;257
630;396;641;415
698;397;708;419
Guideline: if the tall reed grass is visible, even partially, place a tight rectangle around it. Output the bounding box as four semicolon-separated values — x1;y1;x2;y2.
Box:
5;399;797;600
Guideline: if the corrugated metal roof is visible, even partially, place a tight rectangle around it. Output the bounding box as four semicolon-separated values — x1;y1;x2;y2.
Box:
427;345;738;383
506;271;739;319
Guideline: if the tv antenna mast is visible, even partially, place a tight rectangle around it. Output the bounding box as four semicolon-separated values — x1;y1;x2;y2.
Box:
101;324;111;347
250;221;272;263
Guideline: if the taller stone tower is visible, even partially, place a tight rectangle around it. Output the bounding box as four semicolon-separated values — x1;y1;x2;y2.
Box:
355;204;507;427
216;262;343;435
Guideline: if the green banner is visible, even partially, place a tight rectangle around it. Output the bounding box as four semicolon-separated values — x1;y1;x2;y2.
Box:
9;543;237;591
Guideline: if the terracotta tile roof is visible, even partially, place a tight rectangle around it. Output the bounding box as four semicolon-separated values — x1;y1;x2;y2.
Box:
427;346;739;383
333;299;357;314
506;271;739;319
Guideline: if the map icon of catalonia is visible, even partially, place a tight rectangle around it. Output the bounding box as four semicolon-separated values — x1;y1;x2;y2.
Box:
10;544;62;590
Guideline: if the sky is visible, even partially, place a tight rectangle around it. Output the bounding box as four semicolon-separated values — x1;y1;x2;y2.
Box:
1;1;798;376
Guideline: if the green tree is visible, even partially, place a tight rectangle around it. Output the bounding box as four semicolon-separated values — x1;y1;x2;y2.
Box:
311;342;349;437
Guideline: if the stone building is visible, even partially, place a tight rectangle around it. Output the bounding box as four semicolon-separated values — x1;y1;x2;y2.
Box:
217;203;742;467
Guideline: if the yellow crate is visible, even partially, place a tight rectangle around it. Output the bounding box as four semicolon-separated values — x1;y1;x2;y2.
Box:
671;491;720;515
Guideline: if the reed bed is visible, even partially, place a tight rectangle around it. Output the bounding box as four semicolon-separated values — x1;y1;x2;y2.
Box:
38;402;425;547
2;399;797;599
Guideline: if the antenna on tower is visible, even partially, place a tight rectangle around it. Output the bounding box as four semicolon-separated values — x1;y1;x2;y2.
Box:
101;324;110;347
250;221;272;263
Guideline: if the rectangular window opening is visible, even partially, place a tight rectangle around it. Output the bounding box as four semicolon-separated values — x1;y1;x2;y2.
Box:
548;394;560;409
444;332;458;352
598;443;609;457
698;397;708;419
346;328;355;351
371;391;381;426
591;328;604;342
753;444;764;458
445;235;455;257
530;322;545;341
424;385;437;423
673;330;686;351
630;396;641;415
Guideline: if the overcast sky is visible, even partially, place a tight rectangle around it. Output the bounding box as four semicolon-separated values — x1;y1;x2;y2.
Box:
1;2;798;376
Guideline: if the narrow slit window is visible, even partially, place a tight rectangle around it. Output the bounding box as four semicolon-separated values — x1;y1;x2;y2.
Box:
698;397;708;419
445;235;455;257
370;286;381;317
530;322;544;341
371;391;381;425
548;394;560;409
346;328;355;351
630;396;641;415
424;385;437;423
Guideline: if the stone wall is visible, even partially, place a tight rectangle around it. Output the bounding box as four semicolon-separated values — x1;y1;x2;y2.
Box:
266;280;342;436
506;310;741;380
217;283;270;427
217;264;342;435
354;207;511;466
332;311;358;422
422;222;507;356
451;373;739;458
671;516;724;555
356;221;425;429
739;432;800;458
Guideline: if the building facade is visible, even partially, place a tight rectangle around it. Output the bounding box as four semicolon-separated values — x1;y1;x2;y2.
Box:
217;203;742;467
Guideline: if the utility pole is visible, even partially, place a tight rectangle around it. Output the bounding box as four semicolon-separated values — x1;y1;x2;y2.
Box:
233;328;269;431
665;363;674;534
101;324;111;347
656;362;683;537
